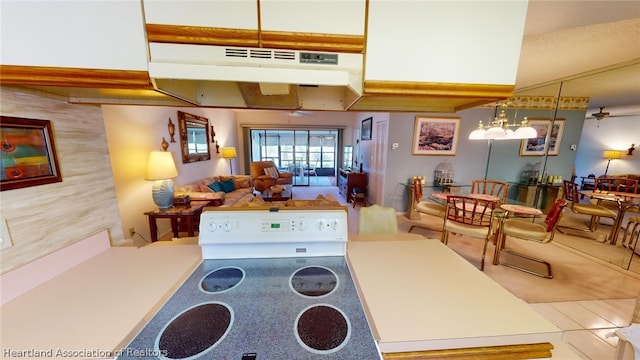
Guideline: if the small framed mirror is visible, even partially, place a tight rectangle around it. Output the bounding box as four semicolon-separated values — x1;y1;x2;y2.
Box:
178;111;211;163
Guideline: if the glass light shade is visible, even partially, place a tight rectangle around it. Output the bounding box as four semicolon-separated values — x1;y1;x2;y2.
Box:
602;150;622;159
468;129;486;140
484;126;506;139
513;126;537;139
468;121;486;140
222;147;237;159
145;151;178;180
495;129;514;140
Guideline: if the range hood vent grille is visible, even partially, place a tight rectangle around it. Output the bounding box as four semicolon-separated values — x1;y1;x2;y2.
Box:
224;48;297;62
148;44;362;110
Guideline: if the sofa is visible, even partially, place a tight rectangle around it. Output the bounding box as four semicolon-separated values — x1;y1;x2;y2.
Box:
176;175;255;207
250;161;293;192
240;193;344;209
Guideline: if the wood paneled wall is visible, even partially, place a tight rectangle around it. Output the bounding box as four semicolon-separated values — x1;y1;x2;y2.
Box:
0;88;123;274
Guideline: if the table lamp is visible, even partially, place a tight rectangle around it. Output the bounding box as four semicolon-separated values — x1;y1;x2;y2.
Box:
145;150;178;209
602;150;622;176
222;147;237;174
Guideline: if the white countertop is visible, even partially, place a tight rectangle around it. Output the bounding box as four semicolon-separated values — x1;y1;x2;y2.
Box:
1;235;562;358
347;236;562;353
0;245;202;357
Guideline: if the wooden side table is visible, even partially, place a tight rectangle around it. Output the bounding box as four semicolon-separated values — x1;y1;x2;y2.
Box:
144;200;210;242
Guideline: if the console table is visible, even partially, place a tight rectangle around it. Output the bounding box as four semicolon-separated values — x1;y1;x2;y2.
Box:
516;184;562;213
338;169;367;202
144;200;210;242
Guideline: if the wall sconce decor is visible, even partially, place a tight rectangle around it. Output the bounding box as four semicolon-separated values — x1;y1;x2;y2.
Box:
161;137;169;151
211;125;220;153
628;144;635;156
168;117;176;143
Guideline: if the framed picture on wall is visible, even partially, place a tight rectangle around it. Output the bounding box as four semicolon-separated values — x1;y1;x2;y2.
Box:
519;119;565;156
361;117;372;140
0;116;62;191
546;120;565;155
412;117;460;155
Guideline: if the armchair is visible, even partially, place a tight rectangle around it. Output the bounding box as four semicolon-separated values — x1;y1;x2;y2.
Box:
250;161;293;192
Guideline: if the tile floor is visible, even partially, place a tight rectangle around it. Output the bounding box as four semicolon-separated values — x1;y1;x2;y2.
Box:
531;298;634;359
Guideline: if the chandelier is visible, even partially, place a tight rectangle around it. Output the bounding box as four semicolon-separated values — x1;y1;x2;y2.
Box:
468;103;537;140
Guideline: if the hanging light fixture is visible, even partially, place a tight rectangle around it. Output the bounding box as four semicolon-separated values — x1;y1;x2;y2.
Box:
468;103;537;140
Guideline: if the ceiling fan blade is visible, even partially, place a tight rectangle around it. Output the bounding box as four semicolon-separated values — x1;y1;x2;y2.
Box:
287;110;315;117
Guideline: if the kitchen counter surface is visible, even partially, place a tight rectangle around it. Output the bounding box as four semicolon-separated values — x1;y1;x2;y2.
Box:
1;235;562;358
0;245;202;357
347;236;562;354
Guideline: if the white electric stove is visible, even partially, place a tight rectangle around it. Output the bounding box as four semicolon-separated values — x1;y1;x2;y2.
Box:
120;208;381;359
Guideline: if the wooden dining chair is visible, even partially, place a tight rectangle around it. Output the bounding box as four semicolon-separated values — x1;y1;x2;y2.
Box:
408;178;446;233
558;180;617;239
496;199;567;278
440;195;497;271
408;200;446;234
591;177;639;210
471;179;509;203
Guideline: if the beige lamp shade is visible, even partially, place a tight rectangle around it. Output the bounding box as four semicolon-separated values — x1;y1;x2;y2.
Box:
602;150;622;160
222;147;237;159
144;151;178;180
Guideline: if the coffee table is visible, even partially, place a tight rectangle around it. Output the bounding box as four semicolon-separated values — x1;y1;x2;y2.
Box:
262;185;292;201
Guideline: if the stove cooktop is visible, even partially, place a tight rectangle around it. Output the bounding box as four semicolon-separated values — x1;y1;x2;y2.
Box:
119;256;381;359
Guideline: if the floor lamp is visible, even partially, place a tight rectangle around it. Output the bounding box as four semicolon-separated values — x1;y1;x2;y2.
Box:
222;147;237;175
602;150;622;176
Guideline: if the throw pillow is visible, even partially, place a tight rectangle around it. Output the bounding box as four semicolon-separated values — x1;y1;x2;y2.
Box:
235;177;251;188
207;182;222;192
200;185;214;193
219;178;236;193
264;167;279;179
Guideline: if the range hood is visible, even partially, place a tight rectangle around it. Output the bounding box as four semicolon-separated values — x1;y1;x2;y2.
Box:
148;43;363;111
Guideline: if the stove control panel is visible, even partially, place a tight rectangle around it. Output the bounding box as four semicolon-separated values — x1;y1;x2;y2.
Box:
198;209;348;259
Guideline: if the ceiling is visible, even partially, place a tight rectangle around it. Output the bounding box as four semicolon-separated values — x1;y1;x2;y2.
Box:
514;1;640;115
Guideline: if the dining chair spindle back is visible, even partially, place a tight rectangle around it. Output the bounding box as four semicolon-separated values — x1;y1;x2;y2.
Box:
440;195;497;271
471;180;509;203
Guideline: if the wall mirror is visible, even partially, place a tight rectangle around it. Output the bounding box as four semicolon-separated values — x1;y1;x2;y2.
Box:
178;111;211;163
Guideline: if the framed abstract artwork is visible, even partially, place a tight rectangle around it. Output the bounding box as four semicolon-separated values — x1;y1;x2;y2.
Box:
1;116;62;191
412;117;460;155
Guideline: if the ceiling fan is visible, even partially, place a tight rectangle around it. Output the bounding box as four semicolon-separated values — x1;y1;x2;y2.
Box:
590;107;610;121
589;106;639;121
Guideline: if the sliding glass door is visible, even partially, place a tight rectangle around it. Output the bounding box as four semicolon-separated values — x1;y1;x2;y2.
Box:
250;129;338;187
